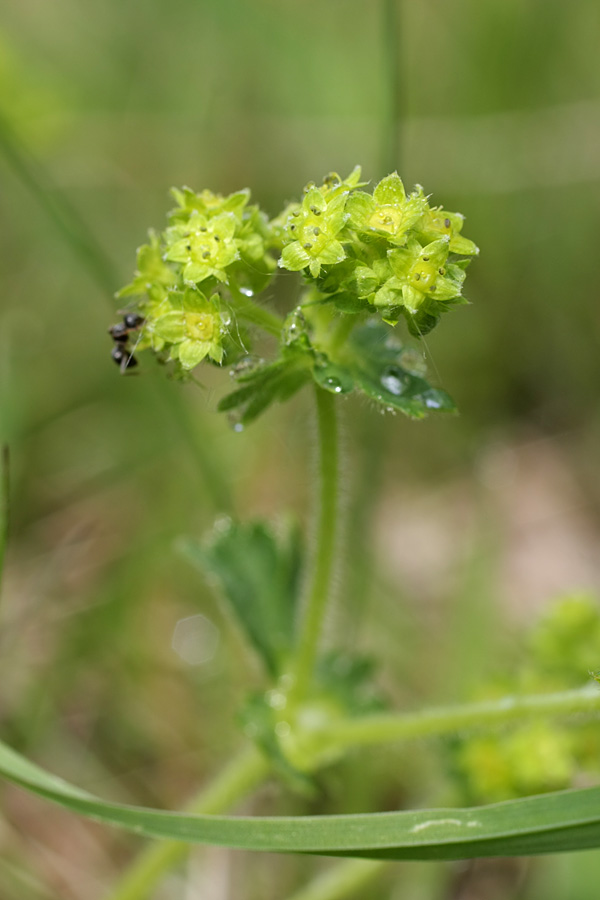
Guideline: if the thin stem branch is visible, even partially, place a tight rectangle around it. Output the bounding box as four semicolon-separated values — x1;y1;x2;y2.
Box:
293;386;339;698
228;281;283;337
285;859;386;900
318;685;600;752
106;745;268;900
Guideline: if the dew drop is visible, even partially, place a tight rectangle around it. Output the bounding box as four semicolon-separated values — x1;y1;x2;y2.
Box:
315;364;353;394
381;366;407;395
240;286;254;297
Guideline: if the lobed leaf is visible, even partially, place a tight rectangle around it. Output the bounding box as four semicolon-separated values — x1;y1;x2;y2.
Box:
218;358;311;424
180;519;303;677
337;323;456;418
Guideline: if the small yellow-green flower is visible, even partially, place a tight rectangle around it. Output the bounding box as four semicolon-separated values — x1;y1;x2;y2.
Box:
169;186;250;224
149;287;225;368
269;202;302;251
530;594;600;685
417;206;479;256
457;723;574;802
372;237;465;313
278;186;349;278
165;211;240;284
117;230;177;302
346;173;428;246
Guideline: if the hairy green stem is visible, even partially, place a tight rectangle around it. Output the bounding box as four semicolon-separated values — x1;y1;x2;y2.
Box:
319;685;600;751
343;412;386;645
293;387;339;697
106;745;268;900
285;859;386;900
381;0;403;175
228;282;283;337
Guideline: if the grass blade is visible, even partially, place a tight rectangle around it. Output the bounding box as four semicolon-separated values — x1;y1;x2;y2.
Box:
2;738;600;860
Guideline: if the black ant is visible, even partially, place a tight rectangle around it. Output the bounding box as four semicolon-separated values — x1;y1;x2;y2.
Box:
108;312;145;373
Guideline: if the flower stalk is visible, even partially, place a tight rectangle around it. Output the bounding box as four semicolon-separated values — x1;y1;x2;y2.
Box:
317;685;600;753
292;386;340;699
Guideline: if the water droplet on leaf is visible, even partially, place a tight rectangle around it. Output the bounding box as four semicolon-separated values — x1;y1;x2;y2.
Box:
315;364;353;394
381;366;408;395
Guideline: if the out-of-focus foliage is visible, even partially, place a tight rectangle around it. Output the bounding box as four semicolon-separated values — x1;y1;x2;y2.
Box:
450;595;600;803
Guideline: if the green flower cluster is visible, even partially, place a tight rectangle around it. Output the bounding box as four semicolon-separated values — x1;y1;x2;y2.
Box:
452;594;600;803
116;188;276;372
277;168;478;335
114;168;477;391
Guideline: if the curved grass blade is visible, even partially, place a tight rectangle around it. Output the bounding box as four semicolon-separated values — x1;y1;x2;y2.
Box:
2;739;600;860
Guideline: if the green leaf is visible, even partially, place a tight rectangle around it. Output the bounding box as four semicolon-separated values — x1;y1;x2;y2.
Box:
315;652;386;716
330;292;365;314
313;361;355;395
346;324;456;418
180;519;303;677
405;309;441;338
3;739;600;859
218;358;311;424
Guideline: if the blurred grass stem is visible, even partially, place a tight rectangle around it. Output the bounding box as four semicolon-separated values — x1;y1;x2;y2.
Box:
285;858;386;900
150;374;235;513
106;744;268;900
293;387;339;697
381;0;402;175
0;117;236;512
0;112;118;300
0;445;9;597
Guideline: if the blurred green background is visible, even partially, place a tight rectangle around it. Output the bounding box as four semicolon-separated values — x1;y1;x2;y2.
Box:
1;0;600;897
